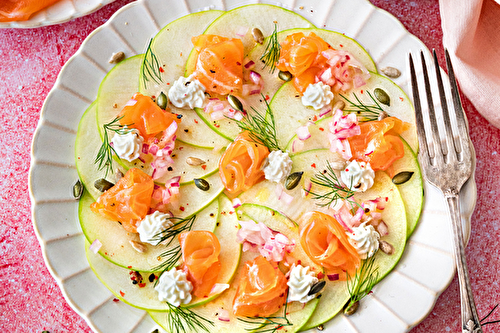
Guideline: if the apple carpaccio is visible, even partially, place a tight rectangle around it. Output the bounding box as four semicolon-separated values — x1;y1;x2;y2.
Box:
74;4;423;332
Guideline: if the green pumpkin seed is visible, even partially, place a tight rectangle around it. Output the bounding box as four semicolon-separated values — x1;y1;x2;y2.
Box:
308;280;326;296
285;171;303;190
194;178;210;191
392;171;414;185
344;300;359;316
227;94;243;112
156;92;168;110
252;28;264;44
374;88;390;106
73;179;83;200
94;178;114;192
278;70;292;82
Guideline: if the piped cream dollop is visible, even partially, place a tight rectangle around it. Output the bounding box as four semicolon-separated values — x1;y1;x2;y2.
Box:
154;268;193;306
137;211;174;245
301;82;334;110
340;160;375;192
263;150;293;183
287;264;319;303
111;127;143;162
348;222;380;259
168;74;206;109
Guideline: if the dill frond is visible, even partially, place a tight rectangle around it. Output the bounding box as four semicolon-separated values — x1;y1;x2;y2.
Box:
306;162;356;207
94;116;132;177
151;215;197;246
153;246;182;273
236;94;282;151
165;302;214;333
340;90;386;122
141;38;163;89
260;23;281;74
345;255;379;313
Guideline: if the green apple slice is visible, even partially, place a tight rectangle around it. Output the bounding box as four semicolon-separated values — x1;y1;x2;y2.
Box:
75;101;122;201
79;171;223;271
84;194;241;311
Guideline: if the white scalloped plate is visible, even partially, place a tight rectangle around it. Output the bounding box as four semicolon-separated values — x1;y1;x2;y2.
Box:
29;0;477;332
0;0;116;28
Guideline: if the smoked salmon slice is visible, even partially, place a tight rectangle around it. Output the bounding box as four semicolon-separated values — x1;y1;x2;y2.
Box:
0;0;59;22
192;34;244;95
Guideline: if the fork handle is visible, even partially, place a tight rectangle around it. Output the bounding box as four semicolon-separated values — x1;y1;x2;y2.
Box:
445;191;483;333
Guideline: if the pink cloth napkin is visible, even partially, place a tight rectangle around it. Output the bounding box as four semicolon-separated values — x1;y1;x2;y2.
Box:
440;0;500;128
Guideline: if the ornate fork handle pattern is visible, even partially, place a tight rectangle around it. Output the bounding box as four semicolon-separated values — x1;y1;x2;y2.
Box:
410;50;483;333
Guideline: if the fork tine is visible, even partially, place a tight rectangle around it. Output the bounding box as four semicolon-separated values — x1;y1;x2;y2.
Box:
409;53;430;164
445;49;470;143
432;49;454;157
420;51;444;163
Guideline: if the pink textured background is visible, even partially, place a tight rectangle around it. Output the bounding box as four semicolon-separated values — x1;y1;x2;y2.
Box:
0;0;498;332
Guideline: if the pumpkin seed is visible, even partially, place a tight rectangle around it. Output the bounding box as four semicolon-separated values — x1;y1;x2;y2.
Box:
194;178;210;191
392;171;414;185
73;179;83;200
108;51;125;64
332;100;345;111
344;300;359;316
379;240;395;255
316;325;324;331
94;178;114;192
156;91;168;110
308;280;326;296
374;88;390;106
186;157;206;166
129;240;147;253
381;66;401;78
227;94;243;112
252;27;264;44
278;70;292;82
114;169;124;182
285;171;303;190
378;110;389;121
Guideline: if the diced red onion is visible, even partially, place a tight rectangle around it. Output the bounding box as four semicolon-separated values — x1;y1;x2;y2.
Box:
142;144;149;154
296;125;311;141
234;112;244;121
232;198;242;208
376;221;389;236
244;60;255;69
89;239;102;254
292;139;304;153
249;71;262;84
280;191;294;205
210;110;225;121
327;273;340;281
319;106;332;117
235;26;248;37
218;309;230;322
303;180;312;197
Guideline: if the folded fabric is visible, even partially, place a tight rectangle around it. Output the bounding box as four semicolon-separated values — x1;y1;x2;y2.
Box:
440;0;500;128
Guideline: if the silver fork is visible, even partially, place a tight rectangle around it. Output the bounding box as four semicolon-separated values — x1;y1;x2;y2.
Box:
409;49;482;333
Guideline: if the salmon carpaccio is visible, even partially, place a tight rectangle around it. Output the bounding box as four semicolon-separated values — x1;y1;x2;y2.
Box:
90;168;154;233
191;34;244;95
233;256;288;317
179;230;221;298
0;0;60;22
299;211;360;279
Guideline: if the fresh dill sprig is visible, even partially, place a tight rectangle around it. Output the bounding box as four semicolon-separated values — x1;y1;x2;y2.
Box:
94;116;132;177
306;162;356;207
141;38;163;89
238;291;292;333
340;90;386;122
165;302;214;333
151;215;197;246
260;23;281;74
153;246;182;273
345;255;379;314
236;94;282;151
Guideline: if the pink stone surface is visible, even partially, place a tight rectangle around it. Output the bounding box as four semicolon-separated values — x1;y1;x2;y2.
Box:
0;0;498;332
